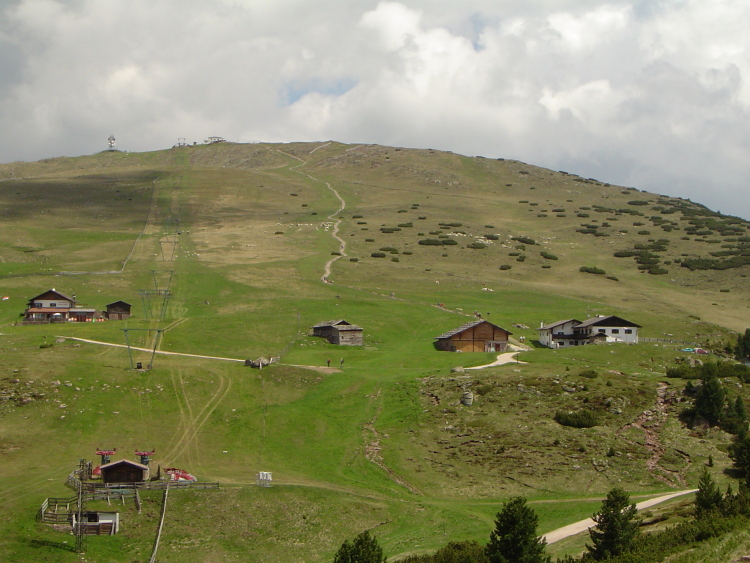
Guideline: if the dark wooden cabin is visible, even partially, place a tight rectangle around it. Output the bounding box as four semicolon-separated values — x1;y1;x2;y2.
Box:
105;301;132;320
99;459;149;484
434;320;512;352
311;320;364;346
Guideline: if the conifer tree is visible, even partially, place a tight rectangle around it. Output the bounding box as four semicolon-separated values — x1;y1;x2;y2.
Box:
586;488;641;560
486;497;550;563
695;467;722;518
333;530;386;563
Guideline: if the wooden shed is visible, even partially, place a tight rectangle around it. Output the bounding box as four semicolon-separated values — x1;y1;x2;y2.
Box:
105;301;132;320
434;320;512;353
311;320;364;346
99;459;149;484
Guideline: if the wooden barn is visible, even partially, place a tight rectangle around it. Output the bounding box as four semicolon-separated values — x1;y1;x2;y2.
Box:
311;320;364;346
99;459;149;484
434;320;512;353
105;301;132;320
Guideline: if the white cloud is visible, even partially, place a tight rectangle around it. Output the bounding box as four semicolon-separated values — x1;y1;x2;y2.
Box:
1;0;750;219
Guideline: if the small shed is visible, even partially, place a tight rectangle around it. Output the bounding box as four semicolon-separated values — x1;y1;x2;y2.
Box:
312;320;364;346
435;320;512;353
99;459;149;484
105;301;132;320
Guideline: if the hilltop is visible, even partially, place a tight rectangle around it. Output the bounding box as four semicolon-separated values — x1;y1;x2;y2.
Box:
0;141;748;562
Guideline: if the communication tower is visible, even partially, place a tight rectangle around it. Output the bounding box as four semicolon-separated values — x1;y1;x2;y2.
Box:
107;135;116;151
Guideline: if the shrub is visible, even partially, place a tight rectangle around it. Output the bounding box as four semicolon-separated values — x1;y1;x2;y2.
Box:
579;369;599;379
614;251;635;258
516;255;526;262
442;239;458;246
542;264;551;268
331;251;341;255
380;246;398;252
402;251;412;255
485;234;499;240
274;231;284;235
365;238;375;242
499;265;512;270
638;230;651;235
352;214;363;218
512;236;536;245
580;266;606;275
371;252;386;258
554;410;598;428
540;251;558;260
467;242;486;249
419;239;442;246
349;257;359;262
391;257;399;262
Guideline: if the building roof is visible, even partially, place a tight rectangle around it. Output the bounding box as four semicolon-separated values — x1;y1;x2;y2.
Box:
576;315;641;329
538;319;582;331
26;308;72;313
334;324;363;331
99;459;149;471
312;319;352;328
27;289;76;303
435;320;511;340
106;301;132;307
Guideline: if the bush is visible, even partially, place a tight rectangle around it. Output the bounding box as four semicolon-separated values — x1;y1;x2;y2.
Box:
578;369;599;379
554;410;598;428
512;236;536;245
499;265;512;270
468;242;486;249
516;255;526;262
371;252;386;258
485;234;499;240
365;238;375;242
349;258;359;262
580;266;606;275
540;251;558;260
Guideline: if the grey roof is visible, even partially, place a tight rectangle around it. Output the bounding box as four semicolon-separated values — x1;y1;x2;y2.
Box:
335;324;363;331
538;319;581;331
312;319;351;328
576;315;641;328
435;320;511;340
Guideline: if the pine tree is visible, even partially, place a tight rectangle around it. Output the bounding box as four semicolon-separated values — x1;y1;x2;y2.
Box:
485;497;551;563
333;530;386;563
586;488;641;561
736;328;750;360
694;467;722;518
695;374;725;426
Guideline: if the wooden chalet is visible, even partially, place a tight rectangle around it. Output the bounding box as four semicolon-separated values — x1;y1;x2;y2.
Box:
105;301;132;320
434;320;512;353
311;320;364;346
99;459;149;484
23;289;97;324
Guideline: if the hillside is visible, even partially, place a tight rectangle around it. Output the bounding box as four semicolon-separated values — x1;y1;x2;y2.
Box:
0;141;748;562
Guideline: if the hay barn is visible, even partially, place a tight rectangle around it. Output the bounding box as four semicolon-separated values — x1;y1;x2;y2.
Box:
435;320;512;352
311;320;364;346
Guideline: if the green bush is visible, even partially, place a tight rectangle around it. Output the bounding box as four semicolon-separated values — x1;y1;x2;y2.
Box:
371;252;386;258
540;251;558;260
512;236;536;245
554;410;598;428
499;265;512;270
467;242;486;249
578;369;599;379
580;266;606;275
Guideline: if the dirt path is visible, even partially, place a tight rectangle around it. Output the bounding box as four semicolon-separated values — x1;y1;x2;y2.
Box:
542;489;697;544
274;148;347;283
59;336;246;363
465;352;526;370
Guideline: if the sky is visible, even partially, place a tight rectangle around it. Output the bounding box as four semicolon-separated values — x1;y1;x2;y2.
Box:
1;0;749;219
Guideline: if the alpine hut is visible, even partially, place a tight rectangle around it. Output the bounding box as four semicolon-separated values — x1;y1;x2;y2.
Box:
434;320;512;352
311;320;364;346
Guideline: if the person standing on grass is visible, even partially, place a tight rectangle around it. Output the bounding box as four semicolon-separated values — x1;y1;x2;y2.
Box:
327;358;331;367
340;358;344;368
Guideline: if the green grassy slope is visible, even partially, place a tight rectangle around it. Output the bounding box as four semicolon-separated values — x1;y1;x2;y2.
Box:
0;142;748;562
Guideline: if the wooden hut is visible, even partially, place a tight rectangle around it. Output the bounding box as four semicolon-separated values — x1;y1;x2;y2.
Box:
311;320;364;346
99;459;149;484
105;301;132;320
434;320;511;353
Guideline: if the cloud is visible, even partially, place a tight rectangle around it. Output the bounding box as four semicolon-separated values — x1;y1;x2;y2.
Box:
1;0;749;219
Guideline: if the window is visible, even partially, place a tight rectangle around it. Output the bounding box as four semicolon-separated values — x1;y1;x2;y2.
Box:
598;328;606;333
625;329;632;334
559;341;565;346
611;329;620;334
49;302;57;308
34;302;42;308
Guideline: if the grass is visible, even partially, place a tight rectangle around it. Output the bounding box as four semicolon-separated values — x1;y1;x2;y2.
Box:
0;141;748;562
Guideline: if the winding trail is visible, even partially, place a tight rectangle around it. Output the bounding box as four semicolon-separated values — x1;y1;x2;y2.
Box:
275;146;348;282
542;489;697;544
